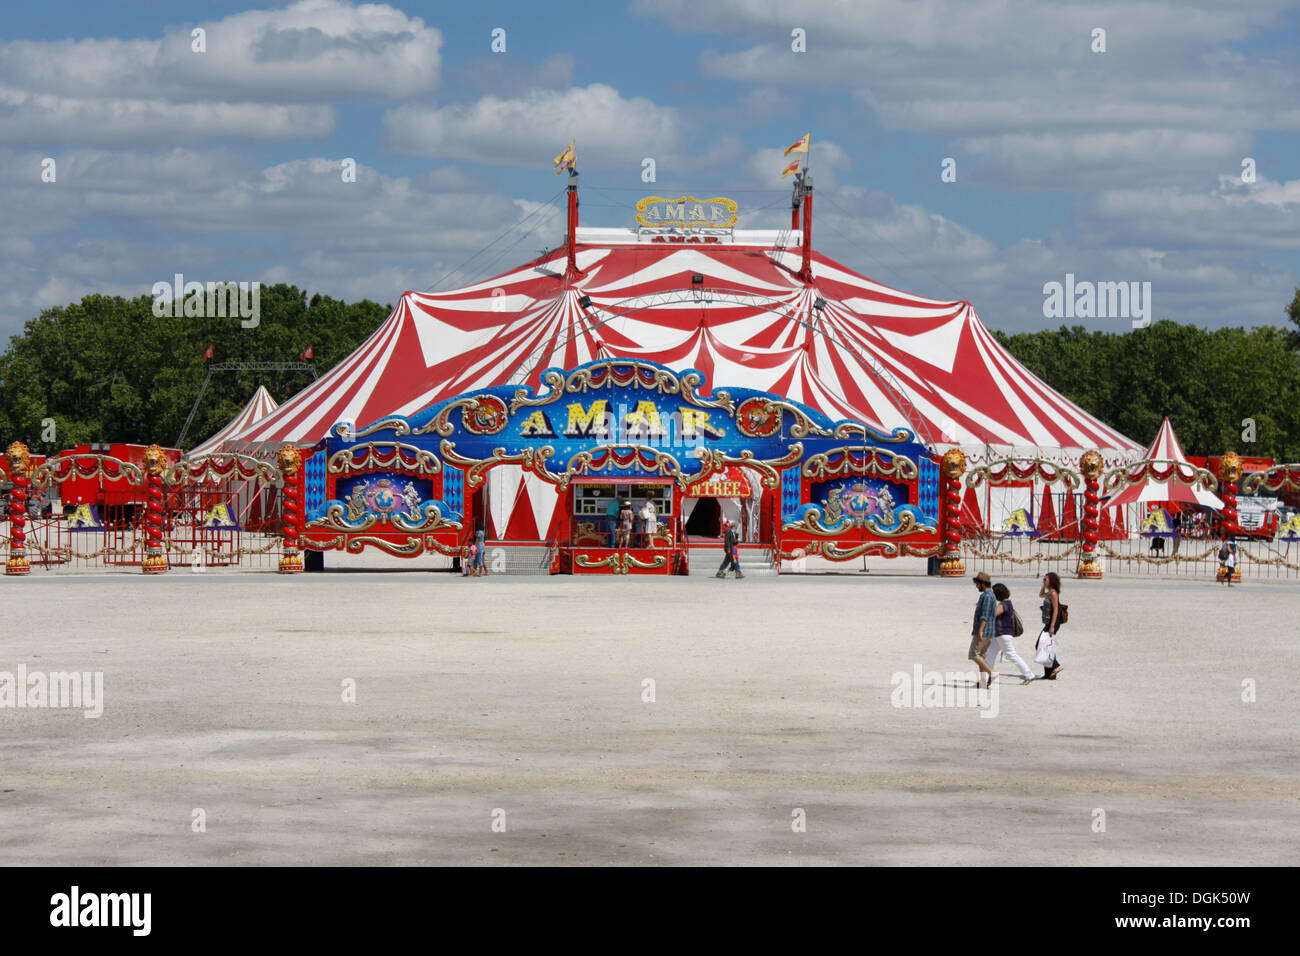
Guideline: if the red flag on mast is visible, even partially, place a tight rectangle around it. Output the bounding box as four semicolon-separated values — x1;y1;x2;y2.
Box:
299;345;313;360
202;344;214;360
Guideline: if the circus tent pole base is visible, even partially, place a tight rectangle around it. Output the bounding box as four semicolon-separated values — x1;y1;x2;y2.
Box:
939;557;965;577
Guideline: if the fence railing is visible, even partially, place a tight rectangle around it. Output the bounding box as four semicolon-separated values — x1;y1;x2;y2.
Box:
962;534;1300;579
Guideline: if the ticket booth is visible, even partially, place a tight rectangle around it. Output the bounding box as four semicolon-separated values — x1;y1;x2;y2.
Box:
565;477;683;572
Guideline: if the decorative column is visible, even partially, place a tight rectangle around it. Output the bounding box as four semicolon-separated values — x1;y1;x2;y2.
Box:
5;442;31;576
939;448;966;577
1220;451;1242;583
278;446;304;574
1078;449;1103;579
1219;451;1241;534
142;444;169;574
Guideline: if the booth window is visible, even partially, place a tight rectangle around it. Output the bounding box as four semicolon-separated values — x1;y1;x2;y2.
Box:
574;483;672;516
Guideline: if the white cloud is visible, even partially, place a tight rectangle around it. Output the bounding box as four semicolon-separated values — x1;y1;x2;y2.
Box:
1086;177;1300;251
645;0;1300;189
386;83;683;170
0;89;333;146
0;148;565;335
0;0;440;145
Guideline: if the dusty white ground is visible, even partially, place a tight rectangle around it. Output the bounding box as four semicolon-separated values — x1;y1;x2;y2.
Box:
2;562;1297;866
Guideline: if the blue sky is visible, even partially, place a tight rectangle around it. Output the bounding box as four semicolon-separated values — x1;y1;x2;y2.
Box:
1;0;1297;337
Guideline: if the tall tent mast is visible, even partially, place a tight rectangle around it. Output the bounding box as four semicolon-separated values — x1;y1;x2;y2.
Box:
797;172;814;284
790;171;802;231
564;166;584;282
797;140;814;283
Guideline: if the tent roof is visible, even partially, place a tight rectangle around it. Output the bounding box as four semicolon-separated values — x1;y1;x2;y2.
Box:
227;236;1143;461
187;385;279;458
1106;417;1224;510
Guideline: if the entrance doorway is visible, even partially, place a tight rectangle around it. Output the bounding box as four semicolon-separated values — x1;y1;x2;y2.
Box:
685;497;722;537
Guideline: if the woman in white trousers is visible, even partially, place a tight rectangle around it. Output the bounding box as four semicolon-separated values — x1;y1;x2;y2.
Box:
991;582;1035;684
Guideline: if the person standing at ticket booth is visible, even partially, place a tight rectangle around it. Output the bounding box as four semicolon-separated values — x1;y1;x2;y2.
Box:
605;495;620;548
617;499;636;550
641;495;659;546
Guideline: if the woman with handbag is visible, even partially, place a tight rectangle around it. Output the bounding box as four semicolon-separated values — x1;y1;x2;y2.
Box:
991;582;1035;684
1037;572;1065;679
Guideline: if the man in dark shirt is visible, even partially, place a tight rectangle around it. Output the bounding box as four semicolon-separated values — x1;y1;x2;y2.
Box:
716;519;743;578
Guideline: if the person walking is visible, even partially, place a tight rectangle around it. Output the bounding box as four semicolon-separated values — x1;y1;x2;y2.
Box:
1220;540;1238;586
1038;571;1064;679
991;582;1035;684
716;519;743;578
969;571;998;687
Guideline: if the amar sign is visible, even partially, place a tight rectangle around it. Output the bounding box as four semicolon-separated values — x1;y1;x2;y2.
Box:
636;196;738;231
518;400;727;441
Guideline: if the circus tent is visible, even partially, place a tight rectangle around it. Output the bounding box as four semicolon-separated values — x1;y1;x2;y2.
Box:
187;385;278;458
225;223;1142;539
1105;417;1224;511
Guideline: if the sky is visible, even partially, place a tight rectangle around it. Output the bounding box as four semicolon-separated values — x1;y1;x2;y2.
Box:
1;0;1298;340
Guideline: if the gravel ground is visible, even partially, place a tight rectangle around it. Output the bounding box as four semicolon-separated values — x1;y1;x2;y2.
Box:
2;565;1297;866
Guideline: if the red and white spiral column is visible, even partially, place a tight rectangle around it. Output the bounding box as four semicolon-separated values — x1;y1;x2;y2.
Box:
142;444;169;574
1078;450;1103;579
1220;451;1242;583
939;449;966;577
5;441;31;576
278;446;304;574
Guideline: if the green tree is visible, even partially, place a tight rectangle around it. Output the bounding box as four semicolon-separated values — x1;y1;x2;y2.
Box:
0;285;389;452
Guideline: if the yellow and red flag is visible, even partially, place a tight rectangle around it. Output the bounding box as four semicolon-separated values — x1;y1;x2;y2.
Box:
781;156;802;178
784;132;811;156
553;140;576;174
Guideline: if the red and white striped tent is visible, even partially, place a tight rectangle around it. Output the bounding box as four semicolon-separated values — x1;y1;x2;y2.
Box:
1106;417;1224;510
188;385;279;458
225;228;1142;538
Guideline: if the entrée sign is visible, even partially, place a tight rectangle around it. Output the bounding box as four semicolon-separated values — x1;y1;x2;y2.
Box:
636;196;738;231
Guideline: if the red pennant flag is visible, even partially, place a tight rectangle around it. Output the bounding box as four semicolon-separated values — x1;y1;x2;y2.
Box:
203;344;214;360
299;345;313;360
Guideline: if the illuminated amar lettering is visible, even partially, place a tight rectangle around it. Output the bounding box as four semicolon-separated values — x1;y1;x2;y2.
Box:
564;400;610;437
519;410;555;437
680;408;725;439
623;401;665;437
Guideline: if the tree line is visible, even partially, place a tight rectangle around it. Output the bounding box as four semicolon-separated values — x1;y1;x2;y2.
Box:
0;286;389;452
1;285;1297;462
993;289;1300;461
